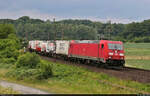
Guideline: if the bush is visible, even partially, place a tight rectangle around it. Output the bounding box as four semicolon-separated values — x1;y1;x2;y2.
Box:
7;53;53;80
1;58;16;64
0;39;20;59
0;24;15;39
6;68;41;80
0;58;16;68
7;62;52;80
15;52;40;68
39;61;53;79
133;37;150;43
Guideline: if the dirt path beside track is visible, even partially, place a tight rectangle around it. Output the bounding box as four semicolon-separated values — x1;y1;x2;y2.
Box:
0;80;51;94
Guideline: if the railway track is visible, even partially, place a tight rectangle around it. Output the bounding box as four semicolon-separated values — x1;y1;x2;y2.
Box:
40;55;150;84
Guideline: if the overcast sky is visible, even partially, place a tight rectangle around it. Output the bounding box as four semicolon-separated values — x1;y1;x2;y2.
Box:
0;0;150;23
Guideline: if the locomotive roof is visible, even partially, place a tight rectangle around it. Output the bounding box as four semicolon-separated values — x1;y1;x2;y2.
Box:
29;40;123;44
74;40;99;43
73;40;123;44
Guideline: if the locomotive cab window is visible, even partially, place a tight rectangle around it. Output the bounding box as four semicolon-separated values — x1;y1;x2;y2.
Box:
108;43;123;50
101;44;104;48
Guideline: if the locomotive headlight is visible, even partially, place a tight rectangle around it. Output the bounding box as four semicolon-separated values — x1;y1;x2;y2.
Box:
120;53;124;56
108;52;113;55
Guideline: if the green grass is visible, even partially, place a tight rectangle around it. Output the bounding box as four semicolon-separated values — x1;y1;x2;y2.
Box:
0;85;19;94
126;60;150;70
124;43;150;70
44;60;150;94
125;48;150;56
0;60;150;94
124;43;150;49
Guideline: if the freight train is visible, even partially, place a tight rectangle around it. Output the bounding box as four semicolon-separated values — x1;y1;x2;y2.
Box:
28;40;125;67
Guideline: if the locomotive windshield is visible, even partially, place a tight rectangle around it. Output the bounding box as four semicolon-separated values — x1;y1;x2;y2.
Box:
108;43;123;50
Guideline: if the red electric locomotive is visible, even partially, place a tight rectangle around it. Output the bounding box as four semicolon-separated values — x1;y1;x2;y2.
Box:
68;40;125;67
28;40;125;67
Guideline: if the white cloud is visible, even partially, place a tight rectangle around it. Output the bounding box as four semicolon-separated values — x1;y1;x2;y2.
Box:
0;10;61;21
88;17;140;24
64;16;141;24
0;10;143;24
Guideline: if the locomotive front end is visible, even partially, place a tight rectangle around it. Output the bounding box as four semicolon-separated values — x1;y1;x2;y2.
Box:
106;41;125;67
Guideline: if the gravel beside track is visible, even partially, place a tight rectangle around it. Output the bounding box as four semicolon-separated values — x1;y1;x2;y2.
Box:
41;55;150;84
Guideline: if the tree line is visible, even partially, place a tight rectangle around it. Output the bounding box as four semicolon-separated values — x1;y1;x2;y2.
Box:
0;16;150;43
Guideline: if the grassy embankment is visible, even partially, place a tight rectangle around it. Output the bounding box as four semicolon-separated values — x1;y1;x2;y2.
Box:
0;58;150;94
124;43;150;70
